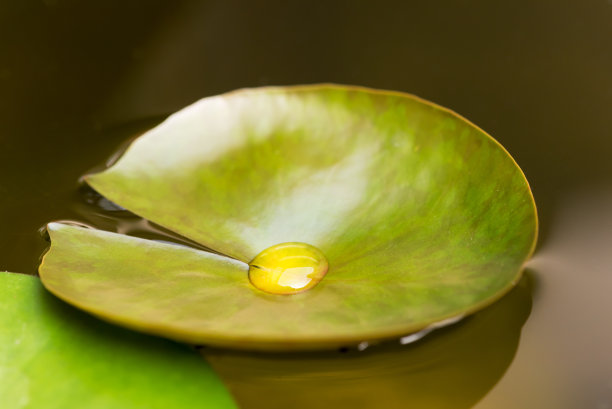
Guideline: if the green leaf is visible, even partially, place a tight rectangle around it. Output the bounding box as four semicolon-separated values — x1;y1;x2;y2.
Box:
40;85;538;350
0;272;237;409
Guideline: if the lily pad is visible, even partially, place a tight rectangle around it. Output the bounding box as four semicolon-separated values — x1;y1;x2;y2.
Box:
0;272;237;409
39;85;537;350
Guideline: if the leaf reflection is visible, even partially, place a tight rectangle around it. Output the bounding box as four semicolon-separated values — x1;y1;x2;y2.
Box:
203;272;533;409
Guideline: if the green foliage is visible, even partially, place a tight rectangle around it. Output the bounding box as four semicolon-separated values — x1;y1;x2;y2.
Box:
0;272;237;409
39;85;537;350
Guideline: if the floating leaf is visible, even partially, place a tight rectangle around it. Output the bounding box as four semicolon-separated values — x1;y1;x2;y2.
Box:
0;272;237;409
39;85;538;350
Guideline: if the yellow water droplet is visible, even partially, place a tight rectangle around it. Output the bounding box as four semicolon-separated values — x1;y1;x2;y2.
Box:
248;242;329;295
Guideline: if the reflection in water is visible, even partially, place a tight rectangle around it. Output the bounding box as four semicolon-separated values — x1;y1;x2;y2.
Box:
203;273;533;409
476;188;612;409
72;184;219;253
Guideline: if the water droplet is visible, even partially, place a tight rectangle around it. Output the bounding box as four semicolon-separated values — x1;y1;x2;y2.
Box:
248;242;329;295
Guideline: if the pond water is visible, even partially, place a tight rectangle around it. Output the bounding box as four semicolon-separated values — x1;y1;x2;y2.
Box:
1;1;611;408
6;112;610;409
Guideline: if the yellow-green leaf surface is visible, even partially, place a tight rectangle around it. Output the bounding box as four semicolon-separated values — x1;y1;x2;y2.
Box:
39;85;538;350
0;272;237;409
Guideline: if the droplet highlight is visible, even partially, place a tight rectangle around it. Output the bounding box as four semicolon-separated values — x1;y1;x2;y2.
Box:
248;242;329;295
